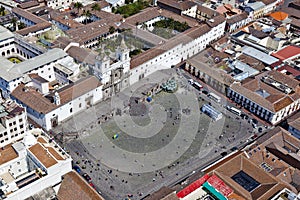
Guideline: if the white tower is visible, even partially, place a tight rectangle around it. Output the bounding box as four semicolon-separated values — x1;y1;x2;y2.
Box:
54;92;61;106
116;37;130;62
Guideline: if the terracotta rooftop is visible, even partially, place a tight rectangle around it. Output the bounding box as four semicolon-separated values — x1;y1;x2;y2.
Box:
145;186;177;200
29;143;57;168
17;0;40;9
272;45;300;61
130;25;211;69
280;7;300;19
197;5;217;17
0;144;18;165
230;71;300;113
11;83;57;114
12;7;45;24
269;11;288;21
227;12;249;24
47;147;64;160
287;112;300;131
11;76;101;114
268;70;300;90
55;76;102;106
57;171;104;200
66;46;97;65
248;127;300;192
28;73;48;83
208;153;288;200
157;0;196;11
206;14;226;28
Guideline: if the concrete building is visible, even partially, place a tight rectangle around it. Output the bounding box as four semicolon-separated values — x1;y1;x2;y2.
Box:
12;8;52;37
226;12;252;33
287;112;300;139
227;71;300;125
243;2;266;20
0;128;72;199
11;76;103;130
0;25;45;59
92;39;130;99
129;14;226;86
156;0;197;18
0;99;27;148
0;48;68;98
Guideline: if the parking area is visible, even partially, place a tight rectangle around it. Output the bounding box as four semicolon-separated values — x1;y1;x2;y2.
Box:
54;69;259;200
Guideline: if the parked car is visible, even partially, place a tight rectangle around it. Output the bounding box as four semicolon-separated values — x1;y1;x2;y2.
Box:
202;90;209;95
89;182;96;189
220;152;228;157
83;173;92;182
73;165;81;173
230;146;238;151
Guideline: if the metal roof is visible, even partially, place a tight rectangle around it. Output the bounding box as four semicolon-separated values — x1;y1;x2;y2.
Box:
0;25;14;41
0;48;67;81
241;46;279;65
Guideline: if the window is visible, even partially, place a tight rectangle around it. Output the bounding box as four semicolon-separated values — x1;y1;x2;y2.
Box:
79;103;82;108
70;108;73;113
13;121;16;125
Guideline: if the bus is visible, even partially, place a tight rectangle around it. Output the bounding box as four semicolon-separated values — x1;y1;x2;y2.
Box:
208;92;221;103
228;107;242;116
192;82;203;90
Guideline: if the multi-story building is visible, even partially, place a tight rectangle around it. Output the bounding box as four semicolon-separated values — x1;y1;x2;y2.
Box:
226;12;252;33
11;75;103;130
156;0;197;18
12;8;52;37
0;99;27;148
243;2;266;20
287;112;300;139
0;25;45;59
0;48;68;98
0;128;72;199
92;39;130;99
227;70;300;125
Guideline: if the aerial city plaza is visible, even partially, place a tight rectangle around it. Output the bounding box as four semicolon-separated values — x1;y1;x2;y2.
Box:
0;0;299;199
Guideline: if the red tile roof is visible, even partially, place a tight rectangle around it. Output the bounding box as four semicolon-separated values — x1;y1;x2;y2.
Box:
207;175;233;197
272;45;300;60
176;174;210;198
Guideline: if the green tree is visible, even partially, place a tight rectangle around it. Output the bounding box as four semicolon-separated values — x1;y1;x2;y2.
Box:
74;2;83;14
91;3;100;11
82;10;91;24
11;17;17;31
0;6;5;16
109;26;116;34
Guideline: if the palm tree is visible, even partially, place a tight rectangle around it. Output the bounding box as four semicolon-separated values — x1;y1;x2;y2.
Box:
91;3;100;11
74;2;83;14
11;17;17;31
141;22;147;31
82;10;91;24
109;26;116;34
0;6;5;16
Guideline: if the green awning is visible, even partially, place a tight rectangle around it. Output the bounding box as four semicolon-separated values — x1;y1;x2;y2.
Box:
202;182;227;200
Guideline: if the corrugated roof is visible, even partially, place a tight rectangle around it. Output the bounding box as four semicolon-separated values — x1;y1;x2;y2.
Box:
242;46;279;65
